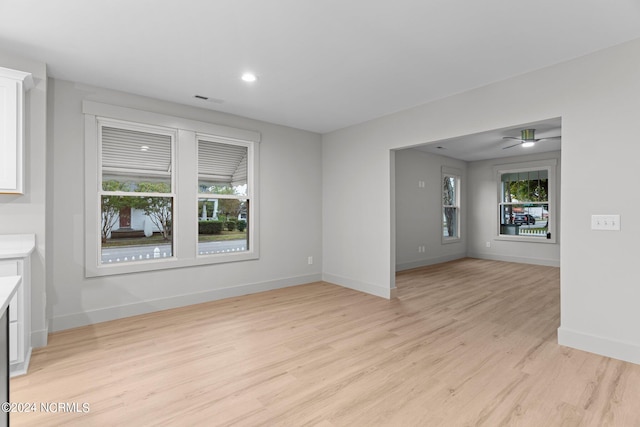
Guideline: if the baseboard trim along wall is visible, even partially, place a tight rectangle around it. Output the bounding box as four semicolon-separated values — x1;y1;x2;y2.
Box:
322;273;393;299
558;327;640;365
395;253;466;272
31;328;48;349
10;348;31;377
50;273;322;332
467;252;560;268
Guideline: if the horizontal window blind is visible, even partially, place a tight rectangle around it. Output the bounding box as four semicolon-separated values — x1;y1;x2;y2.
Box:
102;126;172;174
198;140;247;185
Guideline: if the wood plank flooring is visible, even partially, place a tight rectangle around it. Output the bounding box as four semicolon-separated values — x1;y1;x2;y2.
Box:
10;258;640;426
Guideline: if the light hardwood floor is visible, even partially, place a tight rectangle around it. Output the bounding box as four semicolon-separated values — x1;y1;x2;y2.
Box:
10;258;640;426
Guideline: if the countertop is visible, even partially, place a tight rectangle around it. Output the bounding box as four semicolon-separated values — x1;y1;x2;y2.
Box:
0;234;35;259
0;276;20;313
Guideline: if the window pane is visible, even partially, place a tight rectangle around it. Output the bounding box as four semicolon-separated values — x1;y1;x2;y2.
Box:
101;195;173;263
198;183;248;197
443;207;458;237
499;203;549;237
501;170;548;203
198;199;249;255
102;126;172;190
443;176;456;205
198;140;248;193
103;179;171;193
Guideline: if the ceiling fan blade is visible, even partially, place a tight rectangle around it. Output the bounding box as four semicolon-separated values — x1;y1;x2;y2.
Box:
502;136;521;141
538;136;561;141
502;142;522;149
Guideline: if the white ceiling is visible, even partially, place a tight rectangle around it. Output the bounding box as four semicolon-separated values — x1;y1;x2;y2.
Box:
1;1;640;134
414;118;561;162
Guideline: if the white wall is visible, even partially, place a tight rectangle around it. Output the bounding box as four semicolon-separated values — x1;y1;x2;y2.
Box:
0;51;48;348
323;38;640;363
395;149;467;271
467;151;561;267
48;79;323;331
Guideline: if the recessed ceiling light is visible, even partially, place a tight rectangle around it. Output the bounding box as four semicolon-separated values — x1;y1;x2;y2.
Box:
241;72;258;82
140;145;149;151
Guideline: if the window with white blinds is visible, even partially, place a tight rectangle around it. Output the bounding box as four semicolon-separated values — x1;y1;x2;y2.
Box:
84;102;260;277
98;120;176;264
197;137;252;256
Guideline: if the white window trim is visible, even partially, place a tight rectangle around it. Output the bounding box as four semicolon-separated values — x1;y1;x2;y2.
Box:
442;166;461;244
84;101;260;277
493;158;557;244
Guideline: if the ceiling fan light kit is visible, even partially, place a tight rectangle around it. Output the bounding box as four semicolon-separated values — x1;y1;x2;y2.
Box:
520;129;536;141
502;128;560;150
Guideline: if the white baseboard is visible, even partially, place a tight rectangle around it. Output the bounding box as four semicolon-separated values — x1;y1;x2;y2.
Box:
396;253;466;272
558;327;640;365
10;347;31;377
322;273;392;299
31;326;48;348
50;273;322;332
467;251;560;267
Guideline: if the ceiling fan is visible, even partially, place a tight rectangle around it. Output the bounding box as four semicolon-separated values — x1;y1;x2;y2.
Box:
502;129;561;149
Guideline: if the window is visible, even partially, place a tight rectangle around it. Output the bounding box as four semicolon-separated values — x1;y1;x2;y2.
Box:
197;137;252;256
442;167;461;241
496;159;557;242
84;101;260;277
99;121;176;264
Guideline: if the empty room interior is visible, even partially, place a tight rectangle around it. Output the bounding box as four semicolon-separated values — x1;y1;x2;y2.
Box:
1;1;640;426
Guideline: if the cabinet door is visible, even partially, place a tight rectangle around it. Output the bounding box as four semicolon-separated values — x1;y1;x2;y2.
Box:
9;295;17;322
0;260;22;364
0;260;18;276
0;76;20;192
0;67;32;194
9;321;17;362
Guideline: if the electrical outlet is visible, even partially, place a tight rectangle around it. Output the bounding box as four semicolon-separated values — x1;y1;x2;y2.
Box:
591;214;621;231
485;241;491;248
308;256;313;265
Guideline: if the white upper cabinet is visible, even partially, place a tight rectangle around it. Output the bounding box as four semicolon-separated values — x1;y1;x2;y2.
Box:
0;67;33;194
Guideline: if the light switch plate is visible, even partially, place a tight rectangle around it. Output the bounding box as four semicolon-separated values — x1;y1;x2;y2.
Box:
591;214;621;231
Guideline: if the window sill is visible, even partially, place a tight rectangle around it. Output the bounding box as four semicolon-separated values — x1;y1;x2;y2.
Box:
442;237;462;245
495;235;556;244
86;250;259;277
